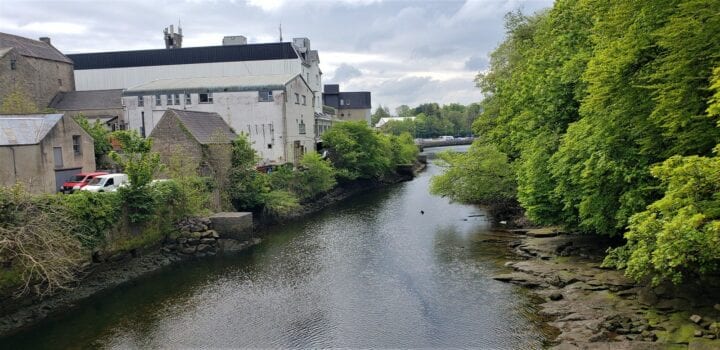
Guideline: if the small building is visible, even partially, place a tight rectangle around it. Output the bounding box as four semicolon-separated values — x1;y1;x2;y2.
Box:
0;33;74;109
49;89;125;130
322;84;372;124
123;74;316;165
0;114;96;193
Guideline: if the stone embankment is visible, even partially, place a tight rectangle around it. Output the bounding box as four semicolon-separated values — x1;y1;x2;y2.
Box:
493;230;720;349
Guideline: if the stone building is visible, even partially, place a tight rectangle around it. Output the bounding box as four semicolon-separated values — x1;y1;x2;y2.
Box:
149;109;237;209
0;114;96;193
123;74;315;165
0;33;74;109
49;89;125;130
322;84;372;124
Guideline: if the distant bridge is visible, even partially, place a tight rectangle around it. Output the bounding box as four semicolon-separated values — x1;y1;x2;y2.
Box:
415;138;474;150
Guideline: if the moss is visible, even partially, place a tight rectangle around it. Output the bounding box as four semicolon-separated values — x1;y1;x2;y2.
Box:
652;312;699;344
0;265;24;291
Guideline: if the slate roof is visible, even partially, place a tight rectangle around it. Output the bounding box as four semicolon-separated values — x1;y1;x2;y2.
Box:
323;90;372;109
164;109;237;144
0;32;72;64
0;114;63;146
68;42;299;70
123;74;300;95
49;89;123;110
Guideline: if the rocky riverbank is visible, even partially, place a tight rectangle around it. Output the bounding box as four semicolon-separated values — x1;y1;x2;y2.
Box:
493;230;720;349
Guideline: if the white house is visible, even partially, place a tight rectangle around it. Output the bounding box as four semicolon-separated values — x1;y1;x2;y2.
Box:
122;74;316;165
67;35;324;114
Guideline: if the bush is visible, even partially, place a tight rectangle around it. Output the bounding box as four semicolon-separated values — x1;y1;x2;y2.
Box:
385;132;419;166
61;191;121;248
323;121;392;180
0;185;88;296
261;190;300;217
604;148;720;285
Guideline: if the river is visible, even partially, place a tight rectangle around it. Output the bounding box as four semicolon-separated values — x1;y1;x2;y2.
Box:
1;146;550;349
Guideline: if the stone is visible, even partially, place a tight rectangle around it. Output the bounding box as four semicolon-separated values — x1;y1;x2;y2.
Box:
524;228;559;238
691;315;703;324
165;244;178;251
695;330;704;337
187;238;199;246
714;304;720;312
197;244;211;253
200;238;216;245
177;238;188;245
180;246;196;254
549;292;564;301
703;334;716;340
210;212;253;240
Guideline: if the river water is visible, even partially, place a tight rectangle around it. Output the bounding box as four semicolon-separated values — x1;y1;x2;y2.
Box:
2;146;550;349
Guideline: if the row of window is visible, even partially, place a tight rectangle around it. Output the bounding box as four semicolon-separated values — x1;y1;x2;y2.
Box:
294;93;308;106
137;90;285;107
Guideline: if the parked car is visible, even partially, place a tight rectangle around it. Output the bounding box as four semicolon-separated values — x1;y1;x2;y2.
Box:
81;174;129;192
61;172;109;193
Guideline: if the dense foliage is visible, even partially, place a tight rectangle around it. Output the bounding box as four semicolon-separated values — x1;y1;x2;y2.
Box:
74;116;113;168
433;0;720;283
377;103;482;137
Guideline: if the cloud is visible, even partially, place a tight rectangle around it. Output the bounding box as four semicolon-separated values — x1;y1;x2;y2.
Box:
331;64;362;82
464;55;489;71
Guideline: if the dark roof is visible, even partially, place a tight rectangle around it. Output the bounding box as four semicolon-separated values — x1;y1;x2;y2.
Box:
49;89;123;110
0;32;72;64
163;109;237;144
68;42;299;70
323;91;372;109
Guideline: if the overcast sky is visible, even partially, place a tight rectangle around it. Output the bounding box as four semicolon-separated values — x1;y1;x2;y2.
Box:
0;0;552;113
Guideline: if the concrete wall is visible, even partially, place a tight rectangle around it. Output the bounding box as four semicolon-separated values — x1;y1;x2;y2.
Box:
0;115;95;193
124;76;316;165
336;107;371;124
0;54;74;109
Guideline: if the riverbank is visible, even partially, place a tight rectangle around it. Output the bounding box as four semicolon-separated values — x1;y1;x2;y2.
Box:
0;161;426;338
493;231;720;349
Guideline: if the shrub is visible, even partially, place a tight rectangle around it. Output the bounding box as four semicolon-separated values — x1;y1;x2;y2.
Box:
261;190;299;217
323;121;391;180
61;191;121;248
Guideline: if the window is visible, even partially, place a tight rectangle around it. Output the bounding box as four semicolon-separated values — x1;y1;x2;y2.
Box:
155;94;161;106
167;94;173;105
259;90;273;102
10;59;16;70
302;95;306;105
137;96;144;107
173;93;180;105
185;93;191;105
72;135;81;155
199;93;213;104
340;98;344;106
299;120;306;135
267;144;272;149
295;93;300;104
53;147;63;168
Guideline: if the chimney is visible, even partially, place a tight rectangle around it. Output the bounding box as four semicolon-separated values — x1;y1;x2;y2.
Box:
163;24;183;49
39;37;51;45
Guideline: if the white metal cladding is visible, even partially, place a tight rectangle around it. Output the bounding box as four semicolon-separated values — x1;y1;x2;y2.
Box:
74;60;300;91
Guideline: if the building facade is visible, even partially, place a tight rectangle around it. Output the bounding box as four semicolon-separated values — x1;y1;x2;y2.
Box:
123;74;315;165
322;84;372;124
67;36;323;114
0;114;96;193
0;33;74;109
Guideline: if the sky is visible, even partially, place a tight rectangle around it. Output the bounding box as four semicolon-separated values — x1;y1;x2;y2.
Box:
0;0;553;114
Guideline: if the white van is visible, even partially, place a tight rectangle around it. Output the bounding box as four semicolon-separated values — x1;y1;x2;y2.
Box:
81;174;129;192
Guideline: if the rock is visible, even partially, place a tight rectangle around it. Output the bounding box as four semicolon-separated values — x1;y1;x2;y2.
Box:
201;230;217;238
197;244;211;253
177;238;188;245
210;212;253;240
200;238;216;245
691;315;703;324
549;292;564;301
180;246;196;254
525;228;559;238
164;244;178;251
190;232;204;239
187;238;199;246
703;334;716;339
695;330;704;337
714;304;720;312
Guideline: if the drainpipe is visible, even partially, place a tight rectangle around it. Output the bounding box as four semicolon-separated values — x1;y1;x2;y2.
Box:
10;146;18;180
282;89;288;163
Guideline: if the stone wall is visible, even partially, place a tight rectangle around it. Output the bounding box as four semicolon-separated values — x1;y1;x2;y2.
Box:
0;54;74;110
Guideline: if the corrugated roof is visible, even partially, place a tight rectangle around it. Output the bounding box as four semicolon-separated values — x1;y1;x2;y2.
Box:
0;114;63;146
124;74;298;95
68;42;298;70
50;89;123;110
161;109;237;144
0;32;72;64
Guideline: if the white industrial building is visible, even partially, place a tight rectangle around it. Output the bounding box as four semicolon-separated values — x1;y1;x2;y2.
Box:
122;74;316;165
67;32;324;114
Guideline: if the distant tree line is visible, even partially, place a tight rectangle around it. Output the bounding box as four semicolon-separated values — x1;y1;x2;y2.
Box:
371;103;482;138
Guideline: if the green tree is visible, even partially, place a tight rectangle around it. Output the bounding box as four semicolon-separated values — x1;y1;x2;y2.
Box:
74;115;113;167
371;105;391;126
0;87;39;114
227;134;268;211
323;121;391;180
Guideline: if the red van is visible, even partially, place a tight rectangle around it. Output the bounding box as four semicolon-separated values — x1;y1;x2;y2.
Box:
61;172;109;193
